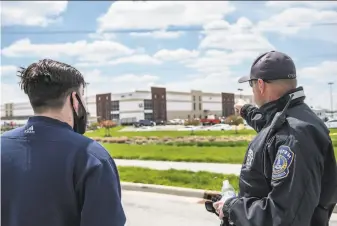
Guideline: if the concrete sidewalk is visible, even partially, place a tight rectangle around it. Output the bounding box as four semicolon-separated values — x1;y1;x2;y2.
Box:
115;159;242;175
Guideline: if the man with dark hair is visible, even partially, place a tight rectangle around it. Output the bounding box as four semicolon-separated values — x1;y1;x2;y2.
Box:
213;51;337;226
1;59;126;226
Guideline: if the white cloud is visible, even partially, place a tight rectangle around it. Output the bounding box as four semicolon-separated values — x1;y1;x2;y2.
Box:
157;72;240;94
1;65;18;77
2;1;68;27
257;8;337;35
76;54;162;67
186;50;257;75
88;32;116;41
1;83;29;103
298;61;337;82
265;1;337;9
97;1;235;32
82;70;159;95
199;18;274;51
2;38;134;63
153;49;199;62
130;30;184;39
110;55;162;66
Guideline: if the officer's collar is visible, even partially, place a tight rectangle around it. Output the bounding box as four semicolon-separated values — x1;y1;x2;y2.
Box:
259;86;305;116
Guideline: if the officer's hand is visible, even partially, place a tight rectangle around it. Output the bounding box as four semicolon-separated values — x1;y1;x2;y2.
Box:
234;99;247;114
213;200;225;219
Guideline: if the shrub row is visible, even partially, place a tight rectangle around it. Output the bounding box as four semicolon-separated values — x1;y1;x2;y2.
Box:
165;141;249;147
93;135;253;146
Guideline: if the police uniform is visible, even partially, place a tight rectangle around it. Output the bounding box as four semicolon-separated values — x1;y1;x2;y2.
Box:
221;51;337;226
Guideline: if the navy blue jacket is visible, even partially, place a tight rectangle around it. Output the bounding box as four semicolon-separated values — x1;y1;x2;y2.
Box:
1;116;126;226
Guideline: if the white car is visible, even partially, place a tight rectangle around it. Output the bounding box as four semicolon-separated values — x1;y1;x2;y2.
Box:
325;119;337;129
205;124;232;131
177;126;201;131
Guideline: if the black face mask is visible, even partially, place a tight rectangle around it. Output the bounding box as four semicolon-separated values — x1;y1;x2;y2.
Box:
70;93;87;134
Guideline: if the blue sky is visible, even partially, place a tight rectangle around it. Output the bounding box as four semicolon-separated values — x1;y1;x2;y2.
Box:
1;1;337;109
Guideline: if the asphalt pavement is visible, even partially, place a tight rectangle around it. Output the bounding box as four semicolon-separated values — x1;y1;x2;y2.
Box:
115;159;242;175
122;190;337;226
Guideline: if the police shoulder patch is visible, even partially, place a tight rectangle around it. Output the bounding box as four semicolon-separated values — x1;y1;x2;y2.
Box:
272;145;295;181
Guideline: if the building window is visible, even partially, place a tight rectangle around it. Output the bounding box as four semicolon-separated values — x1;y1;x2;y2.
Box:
144;113;153;121
144;99;152;110
187;114;190;119
111;114;119;120
154;94;157;99
106;96;108;100
98;97;101;101
199;96;201;101
193;96;196;101
193;103;196;110
193;114;196;119
111;100;119;111
199;103;202;110
162;95;165;99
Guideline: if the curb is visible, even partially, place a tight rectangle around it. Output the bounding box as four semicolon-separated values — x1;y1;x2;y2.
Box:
121;182;219;199
121;182;337;213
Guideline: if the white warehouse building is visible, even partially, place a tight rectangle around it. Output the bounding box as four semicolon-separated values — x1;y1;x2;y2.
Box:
1;87;254;123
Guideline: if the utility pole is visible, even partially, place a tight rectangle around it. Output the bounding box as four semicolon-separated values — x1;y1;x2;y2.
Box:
328;82;334;118
238;88;243;99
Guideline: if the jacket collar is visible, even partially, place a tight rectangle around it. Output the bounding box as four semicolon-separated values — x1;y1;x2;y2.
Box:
259;86;305;124
27;116;73;131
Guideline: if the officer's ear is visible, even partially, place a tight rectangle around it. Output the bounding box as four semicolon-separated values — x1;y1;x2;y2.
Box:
257;79;265;95
70;91;79;113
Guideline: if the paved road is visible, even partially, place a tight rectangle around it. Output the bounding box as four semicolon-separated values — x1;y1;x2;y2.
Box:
115;159;242;175
122;190;337;226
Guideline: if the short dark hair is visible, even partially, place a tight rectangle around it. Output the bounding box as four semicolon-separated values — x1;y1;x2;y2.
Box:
18;59;85;113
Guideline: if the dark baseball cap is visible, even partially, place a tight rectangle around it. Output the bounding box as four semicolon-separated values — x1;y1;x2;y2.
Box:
238;50;296;83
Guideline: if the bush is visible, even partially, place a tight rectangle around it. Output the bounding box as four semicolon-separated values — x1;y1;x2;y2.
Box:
87;122;99;130
1;126;13;132
224;115;244;125
224;115;244;134
100;120;117;137
184;119;200;126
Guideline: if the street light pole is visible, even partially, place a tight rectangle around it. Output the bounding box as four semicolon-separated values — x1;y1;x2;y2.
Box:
328;82;334;118
238;88;243;99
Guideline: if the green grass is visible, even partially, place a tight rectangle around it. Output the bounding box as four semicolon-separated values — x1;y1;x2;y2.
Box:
106;143;337;164
86;128;256;138
86;127;337;138
118;166;239;191
105;143;246;163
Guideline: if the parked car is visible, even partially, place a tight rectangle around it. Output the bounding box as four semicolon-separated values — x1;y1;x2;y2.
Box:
155;120;166;125
134;119;155;127
205;124;232;131
177;126;201;131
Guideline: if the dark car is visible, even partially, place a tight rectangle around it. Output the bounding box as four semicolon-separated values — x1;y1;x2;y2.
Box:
134;119;155;127
155;120;166;125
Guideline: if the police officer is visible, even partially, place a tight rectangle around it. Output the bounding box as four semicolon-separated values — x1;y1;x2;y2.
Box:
214;51;337;226
1;59;126;226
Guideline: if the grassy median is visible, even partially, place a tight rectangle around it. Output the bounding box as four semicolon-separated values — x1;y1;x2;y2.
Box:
118;166;239;191
105;144;246;164
106;143;337;163
86;128;256;138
